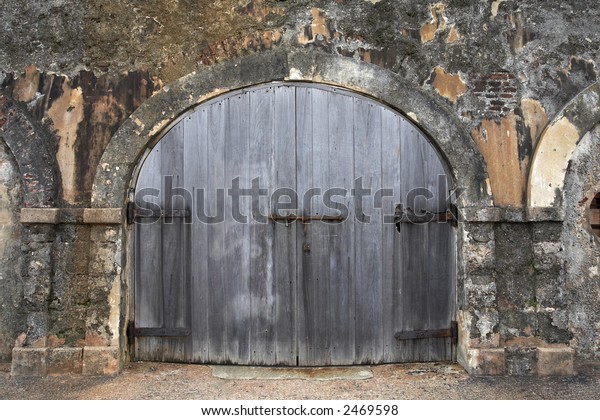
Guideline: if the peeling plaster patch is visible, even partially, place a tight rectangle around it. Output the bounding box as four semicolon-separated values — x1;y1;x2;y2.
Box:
366;0;381;3
407;112;418;123
12;65;40;103
529;117;580;207
491;0;508;18
521;98;549;148
428;66;467;103
298;8;335;46
472;112;527;206
420;3;448;43
589;265;599;277
447;26;461;43
107;272;121;346
48;80;84;204
148;118;172;137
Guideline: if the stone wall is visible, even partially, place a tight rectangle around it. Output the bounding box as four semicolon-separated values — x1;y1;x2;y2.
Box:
0;0;598;376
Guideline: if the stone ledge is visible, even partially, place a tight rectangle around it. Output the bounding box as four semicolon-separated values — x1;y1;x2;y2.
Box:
83;208;122;224
20;208;122;225
537;346;575;376
11;346;120;377
460;206;564;223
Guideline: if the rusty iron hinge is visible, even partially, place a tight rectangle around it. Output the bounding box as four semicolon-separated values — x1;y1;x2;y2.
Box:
394;205;458;231
127;321;190;341
394;321;458;344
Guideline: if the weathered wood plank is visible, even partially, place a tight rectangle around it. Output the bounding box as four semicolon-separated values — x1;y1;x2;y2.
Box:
160;123;187;362
224;92;251;364
295;86;312;365
353;97;384;364
206;99;228;363
248;86;276;365
135;141;163;361
381;108;403;363
272;85;297;365
328;90;356;365
184;110;210;363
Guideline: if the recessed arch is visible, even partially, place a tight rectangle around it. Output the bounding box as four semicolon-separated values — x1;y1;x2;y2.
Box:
528;81;600;208
91;50;492;209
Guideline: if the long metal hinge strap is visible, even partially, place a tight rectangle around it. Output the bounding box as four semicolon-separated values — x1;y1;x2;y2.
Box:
133;327;191;337
394;321;458;342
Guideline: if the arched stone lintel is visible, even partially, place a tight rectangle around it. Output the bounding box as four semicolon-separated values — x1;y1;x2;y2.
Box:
0;94;58;207
528;81;600;208
91;49;492;209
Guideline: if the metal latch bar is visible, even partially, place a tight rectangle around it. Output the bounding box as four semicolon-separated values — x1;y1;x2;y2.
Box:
268;214;345;223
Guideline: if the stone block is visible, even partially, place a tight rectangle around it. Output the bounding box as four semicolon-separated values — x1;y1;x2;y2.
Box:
465;348;505;375
47;348;83;375
537;347;574;376
20;208;58;224
11;348;47;377
505;346;537;376
82;346;119;376
83;208;122;225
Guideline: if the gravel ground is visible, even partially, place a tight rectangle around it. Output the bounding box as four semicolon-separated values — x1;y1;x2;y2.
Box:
1;361;599;400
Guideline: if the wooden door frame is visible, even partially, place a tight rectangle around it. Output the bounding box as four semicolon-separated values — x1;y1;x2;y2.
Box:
91;49;493;372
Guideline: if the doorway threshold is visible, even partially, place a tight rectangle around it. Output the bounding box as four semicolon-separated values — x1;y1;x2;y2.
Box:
211;365;373;381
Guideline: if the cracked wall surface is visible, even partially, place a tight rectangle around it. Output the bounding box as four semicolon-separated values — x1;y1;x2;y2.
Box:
0;0;599;375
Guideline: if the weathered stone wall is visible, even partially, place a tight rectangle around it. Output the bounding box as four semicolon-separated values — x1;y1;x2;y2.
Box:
0;140;23;361
0;0;598;376
562;124;600;359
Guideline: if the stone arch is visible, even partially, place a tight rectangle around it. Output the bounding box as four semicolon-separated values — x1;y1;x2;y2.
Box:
0;136;25;361
528;81;600;208
0;94;58;207
92;50;492;209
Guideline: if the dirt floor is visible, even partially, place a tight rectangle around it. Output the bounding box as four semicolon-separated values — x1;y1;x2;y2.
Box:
1;361;600;400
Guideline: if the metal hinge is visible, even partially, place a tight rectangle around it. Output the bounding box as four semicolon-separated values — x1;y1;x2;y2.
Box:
394;204;458;231
394;321;458;344
126;321;191;349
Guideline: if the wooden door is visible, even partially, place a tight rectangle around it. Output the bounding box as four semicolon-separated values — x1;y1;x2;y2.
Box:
133;83;456;365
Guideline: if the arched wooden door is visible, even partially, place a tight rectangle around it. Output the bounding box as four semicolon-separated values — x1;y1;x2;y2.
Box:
132;83;456;366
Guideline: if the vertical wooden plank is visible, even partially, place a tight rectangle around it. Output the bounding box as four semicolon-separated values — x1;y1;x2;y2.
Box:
305;87;332;365
380;109;403;363
206;99;228;363
295;86;312;365
353;97;384;364
224;91;251;364
272;85;297;365
184;109;210;363
399;121;431;361
134;142;163;361
160;124;187;362
327;90;355;365
248;86;276;365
